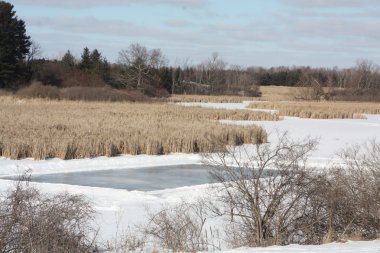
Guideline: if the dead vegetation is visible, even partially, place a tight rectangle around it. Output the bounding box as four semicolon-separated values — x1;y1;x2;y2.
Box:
143;201;212;253
204;134;380;247
258;86;297;101
16;81;149;102
169;94;257;103
0;97;270;160
0;173;97;253
247;101;380;119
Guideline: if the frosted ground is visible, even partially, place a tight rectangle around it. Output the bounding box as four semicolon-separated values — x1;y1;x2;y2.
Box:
0;101;379;252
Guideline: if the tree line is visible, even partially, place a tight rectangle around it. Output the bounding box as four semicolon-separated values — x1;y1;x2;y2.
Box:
1;0;380;100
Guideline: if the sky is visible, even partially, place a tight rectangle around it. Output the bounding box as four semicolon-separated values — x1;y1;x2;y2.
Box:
8;0;380;68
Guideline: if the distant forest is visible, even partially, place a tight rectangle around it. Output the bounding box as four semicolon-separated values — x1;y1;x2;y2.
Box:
1;0;380;101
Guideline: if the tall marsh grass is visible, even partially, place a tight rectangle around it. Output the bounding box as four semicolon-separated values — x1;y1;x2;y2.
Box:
247;101;380;119
0;97;268;160
169;95;256;103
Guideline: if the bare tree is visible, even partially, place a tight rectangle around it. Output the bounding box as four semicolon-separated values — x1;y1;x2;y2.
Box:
26;40;42;63
354;59;379;90
118;43;166;88
204;133;319;247
205;52;227;92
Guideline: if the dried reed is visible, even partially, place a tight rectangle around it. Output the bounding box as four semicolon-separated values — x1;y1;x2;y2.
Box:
247;101;380;119
0;97;268;160
169;95;256;103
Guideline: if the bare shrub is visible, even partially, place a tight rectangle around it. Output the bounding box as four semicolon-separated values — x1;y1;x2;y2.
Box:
143;201;212;253
303;140;380;243
16;81;60;99
204;133;319;247
294;83;324;101
107;227;146;253
0;173;97;253
59;86;148;102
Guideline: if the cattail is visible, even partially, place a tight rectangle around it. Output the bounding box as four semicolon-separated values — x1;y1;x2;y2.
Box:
247;101;379;119
0;97;268;160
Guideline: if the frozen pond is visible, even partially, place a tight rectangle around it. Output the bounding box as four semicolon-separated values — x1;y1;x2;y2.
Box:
22;164;213;191
4;163;279;191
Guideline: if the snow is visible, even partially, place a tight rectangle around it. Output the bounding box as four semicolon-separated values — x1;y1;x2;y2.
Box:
0;153;201;177
176;101;277;114
0;101;379;251
211;240;380;253
222;114;380;166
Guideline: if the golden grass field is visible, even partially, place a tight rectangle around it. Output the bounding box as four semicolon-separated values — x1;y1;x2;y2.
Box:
169;86;305;102
258;86;297;101
0;96;270;160
247;101;380;119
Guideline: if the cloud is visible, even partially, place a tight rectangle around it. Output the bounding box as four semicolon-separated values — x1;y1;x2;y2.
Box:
24;16;240;47
280;0;378;8
163;19;194;28
11;0;209;9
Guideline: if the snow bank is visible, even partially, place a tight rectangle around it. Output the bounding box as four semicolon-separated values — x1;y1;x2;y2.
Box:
210;240;380;253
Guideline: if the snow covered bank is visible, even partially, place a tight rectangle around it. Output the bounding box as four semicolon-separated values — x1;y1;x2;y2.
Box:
176;101;277;114
210;240;380;253
0;153;201;177
222;114;380;166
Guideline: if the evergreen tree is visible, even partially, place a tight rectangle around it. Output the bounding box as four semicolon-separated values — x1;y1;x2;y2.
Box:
61;50;76;69
90;49;110;81
79;47;91;70
159;67;172;92
0;1;31;88
90;49;101;65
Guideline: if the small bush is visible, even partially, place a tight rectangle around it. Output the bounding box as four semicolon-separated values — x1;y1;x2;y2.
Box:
303;140;380;243
143;201;210;253
59;86;148;102
16;81;60;99
0;173;97;252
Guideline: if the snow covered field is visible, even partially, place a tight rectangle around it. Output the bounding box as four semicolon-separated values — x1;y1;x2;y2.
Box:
0;101;379;251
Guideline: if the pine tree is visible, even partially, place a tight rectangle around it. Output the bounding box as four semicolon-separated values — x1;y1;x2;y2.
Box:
90;49;110;81
0;1;31;88
61;50;76;69
79;47;91;70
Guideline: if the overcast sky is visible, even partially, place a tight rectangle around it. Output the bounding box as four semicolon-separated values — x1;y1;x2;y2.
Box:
9;0;380;68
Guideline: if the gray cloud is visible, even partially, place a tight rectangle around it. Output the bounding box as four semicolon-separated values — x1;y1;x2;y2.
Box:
11;0;209;9
281;0;378;8
25;16;241;47
163;19;194;28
